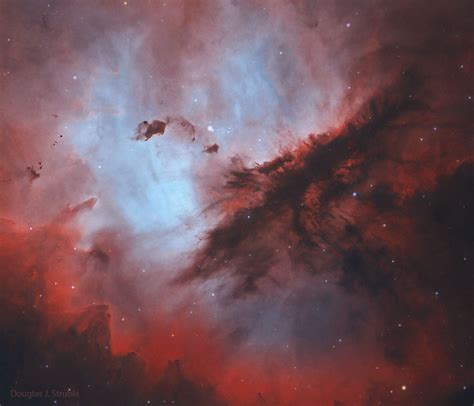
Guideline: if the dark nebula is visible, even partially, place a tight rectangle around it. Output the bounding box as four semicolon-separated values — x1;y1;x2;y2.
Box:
134;120;168;141
203;143;219;154
0;0;473;405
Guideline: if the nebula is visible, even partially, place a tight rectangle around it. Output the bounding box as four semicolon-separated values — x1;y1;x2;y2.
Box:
0;0;473;405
